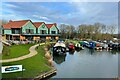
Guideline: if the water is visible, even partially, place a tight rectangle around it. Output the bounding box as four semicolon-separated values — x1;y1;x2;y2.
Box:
52;48;119;78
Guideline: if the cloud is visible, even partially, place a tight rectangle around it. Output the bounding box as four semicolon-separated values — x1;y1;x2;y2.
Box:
39;16;49;20
2;2;118;27
33;15;50;21
67;2;118;25
3;0;120;2
4;3;17;8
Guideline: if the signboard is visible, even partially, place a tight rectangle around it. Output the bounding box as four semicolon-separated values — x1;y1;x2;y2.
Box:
1;65;22;73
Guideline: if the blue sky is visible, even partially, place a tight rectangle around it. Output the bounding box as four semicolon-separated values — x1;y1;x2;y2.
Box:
1;2;118;27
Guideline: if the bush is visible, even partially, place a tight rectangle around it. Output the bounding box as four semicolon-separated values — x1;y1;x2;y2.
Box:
2;46;10;56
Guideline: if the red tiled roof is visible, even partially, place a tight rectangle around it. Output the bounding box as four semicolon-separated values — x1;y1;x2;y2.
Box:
46;24;54;29
33;22;44;28
46;23;57;28
2;20;30;29
2;20;58;30
46;23;59;32
2;23;11;29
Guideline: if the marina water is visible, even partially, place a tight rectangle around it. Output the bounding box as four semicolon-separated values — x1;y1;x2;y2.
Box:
52;48;119;78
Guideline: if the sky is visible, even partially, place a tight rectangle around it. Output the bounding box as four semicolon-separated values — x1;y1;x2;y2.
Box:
0;1;118;28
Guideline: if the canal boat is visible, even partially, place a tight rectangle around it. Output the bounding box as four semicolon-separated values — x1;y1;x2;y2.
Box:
118;43;120;51
53;40;66;56
86;41;96;49
95;42;102;50
79;41;88;47
102;42;109;50
68;43;75;51
94;41;110;50
108;43;113;50
107;42;120;50
111;42;119;50
75;43;84;51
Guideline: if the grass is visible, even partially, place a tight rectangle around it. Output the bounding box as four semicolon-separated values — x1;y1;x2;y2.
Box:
2;44;51;78
66;40;78;44
1;44;34;60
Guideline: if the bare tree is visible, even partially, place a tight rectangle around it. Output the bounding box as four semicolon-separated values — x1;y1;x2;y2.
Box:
59;24;67;38
59;22;116;40
108;24;117;37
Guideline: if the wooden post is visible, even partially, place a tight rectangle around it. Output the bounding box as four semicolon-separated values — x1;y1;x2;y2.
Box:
12;35;13;40
9;35;10;40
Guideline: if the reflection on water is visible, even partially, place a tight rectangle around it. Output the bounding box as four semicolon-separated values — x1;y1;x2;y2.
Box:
69;50;75;55
88;49;95;55
110;50;119;54
53;54;66;64
52;48;119;78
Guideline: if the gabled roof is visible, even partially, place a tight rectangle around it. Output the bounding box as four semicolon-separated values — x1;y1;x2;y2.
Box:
2;20;31;29
2;20;59;31
46;23;58;30
46;24;54;29
33;22;44;28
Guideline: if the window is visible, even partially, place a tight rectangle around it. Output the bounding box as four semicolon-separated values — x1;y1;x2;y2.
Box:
40;30;46;34
15;30;19;34
26;29;34;34
26;29;29;34
30;29;34;34
12;29;20;34
51;31;56;34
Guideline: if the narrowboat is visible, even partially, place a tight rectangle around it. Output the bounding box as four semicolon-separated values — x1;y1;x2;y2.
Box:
95;42;102;50
75;43;84;51
53;40;66;56
108;43;113;50
86;41;96;49
95;42;109;50
112;42;119;50
68;43;75;51
79;41;88;47
107;42;119;50
118;43;120;51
